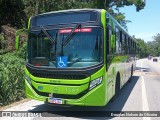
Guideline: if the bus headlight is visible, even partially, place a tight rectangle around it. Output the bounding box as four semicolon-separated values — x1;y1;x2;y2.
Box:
25;74;31;85
89;77;102;90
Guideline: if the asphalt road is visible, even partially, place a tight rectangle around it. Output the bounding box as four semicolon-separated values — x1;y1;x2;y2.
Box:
1;58;160;120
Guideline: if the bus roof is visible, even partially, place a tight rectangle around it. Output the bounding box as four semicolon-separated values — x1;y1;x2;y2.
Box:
33;9;102;17
30;9;102;28
30;9;136;42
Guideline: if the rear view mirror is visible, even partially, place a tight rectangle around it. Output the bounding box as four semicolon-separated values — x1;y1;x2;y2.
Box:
15;29;28;50
111;35;115;49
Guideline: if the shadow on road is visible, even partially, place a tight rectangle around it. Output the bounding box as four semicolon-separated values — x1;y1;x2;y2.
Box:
29;76;139;119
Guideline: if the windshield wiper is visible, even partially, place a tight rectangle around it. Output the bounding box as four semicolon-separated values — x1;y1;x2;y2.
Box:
59;23;81;56
41;26;55;45
62;23;81;46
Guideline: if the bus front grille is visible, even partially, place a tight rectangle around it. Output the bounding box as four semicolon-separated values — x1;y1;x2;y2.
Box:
32;85;88;99
32;73;87;80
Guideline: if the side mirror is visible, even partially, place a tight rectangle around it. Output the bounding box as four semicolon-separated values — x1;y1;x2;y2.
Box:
15;29;28;50
111;34;115;49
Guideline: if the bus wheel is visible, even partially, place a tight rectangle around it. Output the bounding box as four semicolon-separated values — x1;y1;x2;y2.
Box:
115;72;120;96
129;65;133;83
131;65;133;76
111;73;120;102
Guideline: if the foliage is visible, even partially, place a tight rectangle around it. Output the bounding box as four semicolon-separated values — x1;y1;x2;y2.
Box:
23;0;95;15
115;13;131;31
0;52;25;106
135;34;160;58
148;33;160;56
102;0;146;11
0;0;146;29
0;33;6;50
0;0;26;28
136;38;151;58
0;31;26;106
136;33;160;58
107;8;131;31
16;42;27;59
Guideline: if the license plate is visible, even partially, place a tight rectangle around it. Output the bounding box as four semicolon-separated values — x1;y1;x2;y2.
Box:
49;98;62;104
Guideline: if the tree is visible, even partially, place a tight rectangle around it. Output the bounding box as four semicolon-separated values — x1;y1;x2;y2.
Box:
137;33;160;57
136;38;151;58
151;33;160;56
106;8;131;31
0;0;26;28
96;0;146;30
23;0;95;15
0;0;146;29
98;0;146;12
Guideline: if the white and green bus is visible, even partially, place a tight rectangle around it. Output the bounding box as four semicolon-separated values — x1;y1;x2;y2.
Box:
24;9;137;106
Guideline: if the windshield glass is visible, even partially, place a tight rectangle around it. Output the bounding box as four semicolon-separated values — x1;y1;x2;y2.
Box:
28;27;103;68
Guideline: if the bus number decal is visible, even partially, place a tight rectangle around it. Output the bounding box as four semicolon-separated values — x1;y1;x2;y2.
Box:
66;88;79;94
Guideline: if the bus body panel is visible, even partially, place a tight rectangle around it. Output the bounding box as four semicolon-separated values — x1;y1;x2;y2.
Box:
25;66;108;106
25;9;137;106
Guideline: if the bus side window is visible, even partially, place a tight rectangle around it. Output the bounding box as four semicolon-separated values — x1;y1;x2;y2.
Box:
134;42;136;54
131;39;133;54
130;39;132;54
106;26;112;54
124;35;128;54
106;26;113;68
128;38;130;54
132;41;134;54
121;33;126;54
133;41;135;54
135;43;137;54
116;28;121;54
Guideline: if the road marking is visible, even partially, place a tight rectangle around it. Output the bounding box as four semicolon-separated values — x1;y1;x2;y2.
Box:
141;60;150;120
141;76;149;111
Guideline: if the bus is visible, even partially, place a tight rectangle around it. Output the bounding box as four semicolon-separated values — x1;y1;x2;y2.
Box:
24;9;137;106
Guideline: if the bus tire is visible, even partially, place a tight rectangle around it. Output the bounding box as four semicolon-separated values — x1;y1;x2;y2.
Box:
131;65;133;76
115;72;120;96
111;72;120;102
128;65;133;83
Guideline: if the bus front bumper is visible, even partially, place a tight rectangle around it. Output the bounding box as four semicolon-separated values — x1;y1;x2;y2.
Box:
25;79;106;106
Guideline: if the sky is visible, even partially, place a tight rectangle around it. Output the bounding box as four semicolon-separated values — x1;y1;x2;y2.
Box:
119;0;160;42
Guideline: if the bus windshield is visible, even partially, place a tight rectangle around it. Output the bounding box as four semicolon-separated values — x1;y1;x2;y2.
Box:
28;27;103;68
